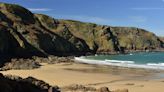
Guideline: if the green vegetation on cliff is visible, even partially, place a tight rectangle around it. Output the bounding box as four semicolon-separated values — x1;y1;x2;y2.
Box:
0;2;163;59
0;2;90;58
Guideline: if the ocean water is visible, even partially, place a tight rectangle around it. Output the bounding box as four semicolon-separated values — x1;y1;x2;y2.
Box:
75;52;164;70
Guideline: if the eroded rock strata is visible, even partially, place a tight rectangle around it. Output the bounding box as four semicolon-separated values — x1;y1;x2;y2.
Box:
0;2;163;60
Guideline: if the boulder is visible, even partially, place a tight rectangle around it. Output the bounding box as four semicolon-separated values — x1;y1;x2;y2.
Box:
0;73;60;92
97;87;111;92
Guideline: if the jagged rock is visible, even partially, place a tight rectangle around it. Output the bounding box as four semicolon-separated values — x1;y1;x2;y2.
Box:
0;2;90;60
33;56;74;64
48;86;60;92
24;77;51;90
4;74;22;80
0;56;74;71
59;20;163;53
96;87;111;92
1;58;41;70
0;73;60;92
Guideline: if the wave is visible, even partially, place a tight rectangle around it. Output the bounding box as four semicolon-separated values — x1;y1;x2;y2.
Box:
129;53;133;55
74;57;106;65
105;59;134;64
147;63;164;66
74;57;164;70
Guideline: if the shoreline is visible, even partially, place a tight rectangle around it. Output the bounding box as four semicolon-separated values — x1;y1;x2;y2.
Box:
1;62;164;92
74;54;164;70
89;50;164;56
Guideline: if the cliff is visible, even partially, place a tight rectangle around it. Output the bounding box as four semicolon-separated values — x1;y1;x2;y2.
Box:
159;37;164;43
57;20;163;53
0;2;90;59
0;2;163;59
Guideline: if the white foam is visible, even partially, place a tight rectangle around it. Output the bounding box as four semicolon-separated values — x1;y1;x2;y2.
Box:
105;59;134;64
95;54;98;56
74;57;164;70
74;57;106;65
147;63;164;66
130;53;133;55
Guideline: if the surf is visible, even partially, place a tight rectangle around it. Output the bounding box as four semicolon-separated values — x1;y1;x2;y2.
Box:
74;52;164;70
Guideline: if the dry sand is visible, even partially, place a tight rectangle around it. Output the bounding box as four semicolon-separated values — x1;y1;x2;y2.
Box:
1;63;164;92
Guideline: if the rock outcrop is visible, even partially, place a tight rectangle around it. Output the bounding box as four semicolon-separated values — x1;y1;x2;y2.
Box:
0;56;74;70
0;58;41;70
0;73;60;92
61;84;97;92
159;37;164;43
0;2;163;60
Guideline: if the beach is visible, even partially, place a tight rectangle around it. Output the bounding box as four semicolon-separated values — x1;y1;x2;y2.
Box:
0;1;164;92
1;62;164;92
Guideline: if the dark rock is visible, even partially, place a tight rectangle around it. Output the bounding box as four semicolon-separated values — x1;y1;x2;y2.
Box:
97;87;111;92
4;74;22;80
1;58;41;70
0;56;74;71
0;73;60;92
33;56;74;64
24;76;51;90
48;87;60;92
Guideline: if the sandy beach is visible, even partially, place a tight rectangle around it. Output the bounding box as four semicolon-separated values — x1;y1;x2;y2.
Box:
1;63;164;92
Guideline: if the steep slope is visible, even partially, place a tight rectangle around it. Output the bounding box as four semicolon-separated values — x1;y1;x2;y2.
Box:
159;37;164;43
0;2;163;60
47;19;164;53
0;2;90;59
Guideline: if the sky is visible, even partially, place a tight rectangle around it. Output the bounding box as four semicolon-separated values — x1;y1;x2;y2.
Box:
0;0;164;36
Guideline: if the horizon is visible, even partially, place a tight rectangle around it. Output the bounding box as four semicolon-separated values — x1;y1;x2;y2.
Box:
0;0;164;36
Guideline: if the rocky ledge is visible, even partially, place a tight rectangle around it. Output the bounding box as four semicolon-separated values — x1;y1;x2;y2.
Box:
0;73;60;92
0;56;74;70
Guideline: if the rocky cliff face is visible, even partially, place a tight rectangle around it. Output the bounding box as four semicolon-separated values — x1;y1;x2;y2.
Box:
0;2;163;59
159;37;164;43
0;2;90;59
58;20;163;53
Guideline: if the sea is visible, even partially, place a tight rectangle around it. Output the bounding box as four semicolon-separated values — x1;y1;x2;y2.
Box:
75;52;164;70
